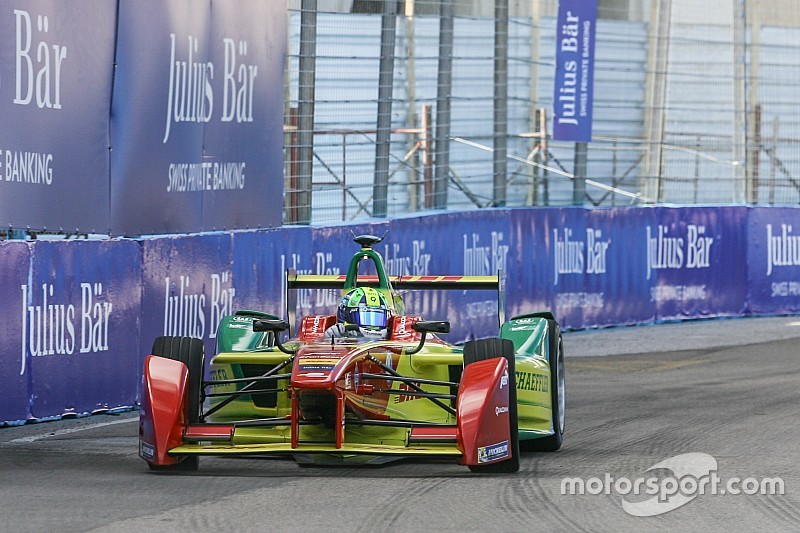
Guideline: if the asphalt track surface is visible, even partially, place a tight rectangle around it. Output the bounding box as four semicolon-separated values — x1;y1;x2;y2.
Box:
2;316;800;532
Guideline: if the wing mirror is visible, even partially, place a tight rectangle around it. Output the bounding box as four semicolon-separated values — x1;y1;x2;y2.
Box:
253;319;295;355
412;321;451;335
407;320;450;354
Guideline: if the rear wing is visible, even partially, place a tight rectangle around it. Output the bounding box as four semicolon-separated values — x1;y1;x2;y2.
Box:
285;270;506;332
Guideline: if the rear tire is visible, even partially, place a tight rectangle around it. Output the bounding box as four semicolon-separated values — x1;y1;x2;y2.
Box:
148;336;204;472
463;338;520;473
520;320;564;452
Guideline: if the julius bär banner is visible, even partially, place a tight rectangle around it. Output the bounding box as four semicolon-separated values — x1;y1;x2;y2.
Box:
552;0;597;142
0;1;115;232
110;0;286;236
25;240;142;419
747;208;800;314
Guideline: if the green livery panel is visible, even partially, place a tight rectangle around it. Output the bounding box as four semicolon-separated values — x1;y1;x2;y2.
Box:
501;316;557;440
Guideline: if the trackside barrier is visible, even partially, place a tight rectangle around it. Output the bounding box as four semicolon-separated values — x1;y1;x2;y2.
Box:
1;206;799;424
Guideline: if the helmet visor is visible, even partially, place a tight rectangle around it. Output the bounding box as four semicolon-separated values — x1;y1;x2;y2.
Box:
343;307;389;328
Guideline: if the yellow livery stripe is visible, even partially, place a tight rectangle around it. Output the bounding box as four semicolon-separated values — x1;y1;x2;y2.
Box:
170;442;462;456
288;273;499;291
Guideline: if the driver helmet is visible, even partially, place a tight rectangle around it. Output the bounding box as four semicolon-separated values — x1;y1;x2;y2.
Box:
337;287;392;339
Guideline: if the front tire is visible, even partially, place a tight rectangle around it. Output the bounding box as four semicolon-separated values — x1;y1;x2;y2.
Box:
147;456;199;472
147;336;204;472
463;338;520;473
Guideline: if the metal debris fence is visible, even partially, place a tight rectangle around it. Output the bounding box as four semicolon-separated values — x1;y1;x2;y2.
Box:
283;0;800;224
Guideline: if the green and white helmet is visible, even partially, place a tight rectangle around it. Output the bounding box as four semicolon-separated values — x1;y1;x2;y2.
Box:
337;287;392;339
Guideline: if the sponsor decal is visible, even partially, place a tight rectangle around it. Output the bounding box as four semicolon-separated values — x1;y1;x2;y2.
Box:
766;223;800;276
280;253;341;314
384;353;393;387
383;240;431;277
163;34;257;144
553;227;610;285
465;299;499;319
477;440;509;463
516;371;549;393
495;406;509;416
209;368;229;382
298;357;339;372
140;441;155;461
13;9;68;111
500;371;509;389
162;271;235;340
463;232;509;276
20;282;113;375
1;148;53;186
394;315;411;338
646;224;714;280
393;382;421;404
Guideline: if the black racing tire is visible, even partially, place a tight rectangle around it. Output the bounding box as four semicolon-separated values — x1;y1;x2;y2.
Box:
463;338;520;473
520;320;565;452
151;336;205;424
149;336;205;472
147;455;199;472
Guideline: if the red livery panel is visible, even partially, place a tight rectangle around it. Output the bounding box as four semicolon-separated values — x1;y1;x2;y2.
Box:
139;355;189;466
456;357;512;466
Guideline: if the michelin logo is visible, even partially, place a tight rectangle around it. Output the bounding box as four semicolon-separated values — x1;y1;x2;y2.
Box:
478;440;509;463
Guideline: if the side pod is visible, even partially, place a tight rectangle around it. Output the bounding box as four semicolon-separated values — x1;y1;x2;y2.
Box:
139;355;189;466
457;357;512;466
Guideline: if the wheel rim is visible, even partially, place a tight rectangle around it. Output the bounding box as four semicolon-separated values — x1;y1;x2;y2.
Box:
557;340;566;433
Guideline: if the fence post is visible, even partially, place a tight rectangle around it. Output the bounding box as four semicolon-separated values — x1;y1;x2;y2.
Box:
733;0;748;203
493;0;508;207
434;0;454;210
405;0;419;213
573;142;587;205
643;0;671;202
295;0;318;225
422;104;434;209
373;0;398;218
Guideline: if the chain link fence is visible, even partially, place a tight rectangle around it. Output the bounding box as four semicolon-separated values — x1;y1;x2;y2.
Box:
283;0;800;224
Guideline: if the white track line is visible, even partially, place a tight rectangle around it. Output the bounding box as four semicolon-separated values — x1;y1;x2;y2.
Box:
6;417;137;444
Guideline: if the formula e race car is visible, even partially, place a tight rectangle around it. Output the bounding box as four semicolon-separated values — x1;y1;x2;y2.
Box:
139;234;565;473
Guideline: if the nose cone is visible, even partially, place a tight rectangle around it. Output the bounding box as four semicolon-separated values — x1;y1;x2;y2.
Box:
291;345;351;389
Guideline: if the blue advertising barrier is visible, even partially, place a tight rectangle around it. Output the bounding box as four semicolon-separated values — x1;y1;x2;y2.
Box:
0;242;30;424
649;207;748;321
24;240;141;420
747;208;800;314
140;233;235;371
3;206;800;424
535;207;655;329
0;1;116;232
388;212;512;342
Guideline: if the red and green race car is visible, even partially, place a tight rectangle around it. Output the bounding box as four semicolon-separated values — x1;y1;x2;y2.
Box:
139;234;565;473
